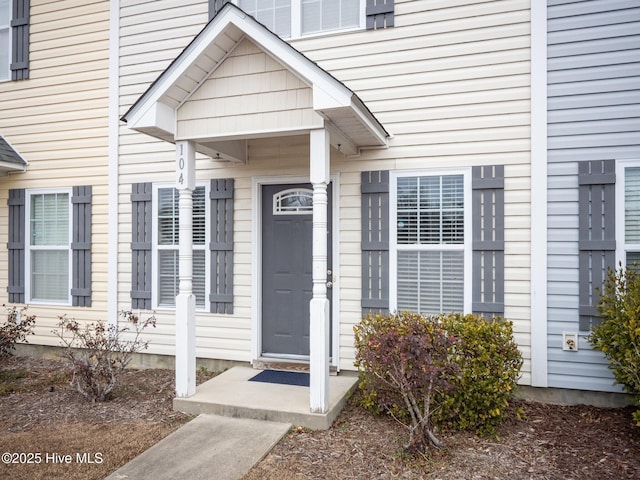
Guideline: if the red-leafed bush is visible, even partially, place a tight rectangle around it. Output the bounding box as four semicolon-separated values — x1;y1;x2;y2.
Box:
354;311;458;452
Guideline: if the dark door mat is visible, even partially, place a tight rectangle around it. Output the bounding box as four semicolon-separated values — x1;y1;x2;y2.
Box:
249;369;310;387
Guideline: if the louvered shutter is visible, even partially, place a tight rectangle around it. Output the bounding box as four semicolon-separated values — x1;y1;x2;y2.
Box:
472;165;505;317
71;186;92;306
366;0;394;30
210;178;234;314
131;183;152;309
578;160;616;331
7;188;25;303
10;0;29;80
361;171;389;314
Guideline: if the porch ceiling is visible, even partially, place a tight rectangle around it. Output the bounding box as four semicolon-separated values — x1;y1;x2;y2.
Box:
121;3;389;160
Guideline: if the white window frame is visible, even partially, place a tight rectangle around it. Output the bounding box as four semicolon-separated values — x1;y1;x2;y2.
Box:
235;0;366;39
152;183;209;311
0;0;11;82
24;188;73;305
615;159;640;267
389;169;473;314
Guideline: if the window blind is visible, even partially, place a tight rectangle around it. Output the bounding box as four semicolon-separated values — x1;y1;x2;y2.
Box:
397;251;464;314
29;192;70;302
157;186;206;308
302;0;359;34
625;167;640;245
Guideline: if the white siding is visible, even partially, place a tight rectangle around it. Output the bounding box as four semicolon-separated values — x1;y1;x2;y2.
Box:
546;0;640;391
118;0;532;379
0;0;110;343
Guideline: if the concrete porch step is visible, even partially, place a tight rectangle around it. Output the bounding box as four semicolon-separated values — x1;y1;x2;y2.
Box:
173;366;358;430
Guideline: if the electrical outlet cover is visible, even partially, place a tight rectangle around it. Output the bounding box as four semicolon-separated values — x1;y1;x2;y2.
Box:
562;332;578;352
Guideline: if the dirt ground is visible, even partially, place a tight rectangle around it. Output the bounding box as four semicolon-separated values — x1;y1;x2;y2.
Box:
1;355;639;480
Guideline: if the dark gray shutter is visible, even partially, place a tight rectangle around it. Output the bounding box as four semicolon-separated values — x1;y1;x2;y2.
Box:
472;165;505;317
10;0;30;81
131;183;152;309
7;189;25;303
361;171;389;315
71;186;92;306
366;0;394;30
209;0;231;20
210;178;234;314
578;160;616;331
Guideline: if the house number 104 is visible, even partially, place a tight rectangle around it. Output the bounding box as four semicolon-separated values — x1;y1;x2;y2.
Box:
176;141;194;190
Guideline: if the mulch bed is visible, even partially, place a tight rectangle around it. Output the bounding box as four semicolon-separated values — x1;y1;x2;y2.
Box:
1;355;639;480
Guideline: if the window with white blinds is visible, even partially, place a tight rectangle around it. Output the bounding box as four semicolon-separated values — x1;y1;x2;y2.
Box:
237;0;361;38
625;166;640;268
301;0;359;35
0;0;10;81
395;174;466;314
27;191;71;302
156;186;206;308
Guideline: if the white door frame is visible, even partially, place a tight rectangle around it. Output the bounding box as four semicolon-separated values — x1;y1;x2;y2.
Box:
251;173;340;369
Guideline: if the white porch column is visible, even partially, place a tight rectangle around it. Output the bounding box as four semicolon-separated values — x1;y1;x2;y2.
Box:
309;128;331;413
175;140;196;397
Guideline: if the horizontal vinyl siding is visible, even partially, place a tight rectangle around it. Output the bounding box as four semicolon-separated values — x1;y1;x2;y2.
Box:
547;0;640;392
295;0;532;378
0;0;110;343
118;0;532;375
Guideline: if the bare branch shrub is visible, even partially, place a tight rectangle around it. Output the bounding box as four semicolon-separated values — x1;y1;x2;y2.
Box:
0;305;36;358
54;310;156;402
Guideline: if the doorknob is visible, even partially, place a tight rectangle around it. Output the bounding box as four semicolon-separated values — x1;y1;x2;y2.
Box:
326;281;333;289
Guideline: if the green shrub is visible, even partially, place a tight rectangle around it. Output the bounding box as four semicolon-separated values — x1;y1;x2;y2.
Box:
354;311;458;451
354;312;523;446
589;265;640;426
432;313;523;437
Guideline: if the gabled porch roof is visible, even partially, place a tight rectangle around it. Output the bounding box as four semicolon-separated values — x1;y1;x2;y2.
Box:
121;3;389;158
0;135;27;175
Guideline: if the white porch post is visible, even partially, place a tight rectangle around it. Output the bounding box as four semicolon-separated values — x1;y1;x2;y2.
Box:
175;140;196;397
309;128;330;413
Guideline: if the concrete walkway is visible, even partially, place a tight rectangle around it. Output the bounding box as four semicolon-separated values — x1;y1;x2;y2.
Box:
106;366;359;479
105;414;291;480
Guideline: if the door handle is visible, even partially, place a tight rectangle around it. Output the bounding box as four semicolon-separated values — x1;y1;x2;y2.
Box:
326;281;333;289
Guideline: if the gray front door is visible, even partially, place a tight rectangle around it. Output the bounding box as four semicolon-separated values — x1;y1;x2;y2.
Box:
261;183;332;357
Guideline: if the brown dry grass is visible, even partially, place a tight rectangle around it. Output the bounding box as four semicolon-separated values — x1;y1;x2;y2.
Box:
0;355;213;480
